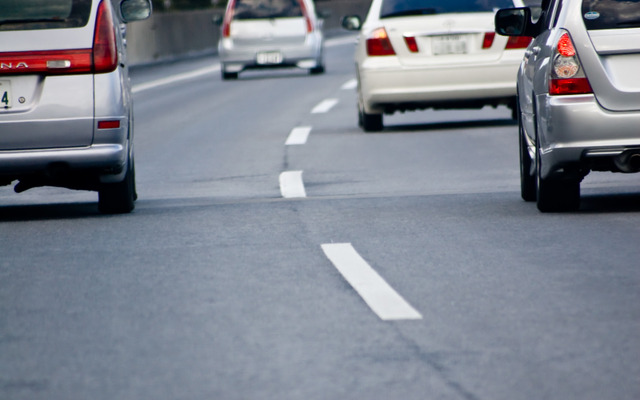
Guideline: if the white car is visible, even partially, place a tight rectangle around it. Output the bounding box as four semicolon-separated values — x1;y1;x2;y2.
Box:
342;0;531;131
216;0;325;79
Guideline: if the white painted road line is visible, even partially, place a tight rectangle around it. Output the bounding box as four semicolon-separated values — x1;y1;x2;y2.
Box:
321;243;423;321
279;171;306;198
341;79;357;90
312;98;339;114
132;64;221;94
285;126;312;145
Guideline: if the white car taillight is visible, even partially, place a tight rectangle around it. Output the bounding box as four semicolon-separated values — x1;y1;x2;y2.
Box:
0;0;117;75
505;36;532;49
482;32;495;49
297;0;314;33
404;36;419;53
221;0;237;38
549;31;592;95
366;28;396;56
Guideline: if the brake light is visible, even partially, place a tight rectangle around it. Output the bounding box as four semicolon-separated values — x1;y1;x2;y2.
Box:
404;36;419;53
222;0;237;38
367;28;396;56
482;32;495;49
506;36;532;49
297;0;314;33
93;0;118;73
549;31;592;95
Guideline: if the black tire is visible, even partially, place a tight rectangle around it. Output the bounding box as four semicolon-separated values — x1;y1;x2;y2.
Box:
518;108;536;202
222;70;238;80
535;139;580;212
309;65;325;75
360;103;382;132
99;157;136;214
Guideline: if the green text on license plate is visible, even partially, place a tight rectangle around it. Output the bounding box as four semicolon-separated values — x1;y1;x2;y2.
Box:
0;80;11;108
257;51;283;65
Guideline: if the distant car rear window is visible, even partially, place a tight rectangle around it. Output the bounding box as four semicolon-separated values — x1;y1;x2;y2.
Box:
233;0;303;20
0;0;91;31
582;0;640;29
380;0;515;18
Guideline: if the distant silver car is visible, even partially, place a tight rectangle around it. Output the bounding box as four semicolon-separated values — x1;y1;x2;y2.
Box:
216;0;325;79
496;0;640;212
0;0;151;213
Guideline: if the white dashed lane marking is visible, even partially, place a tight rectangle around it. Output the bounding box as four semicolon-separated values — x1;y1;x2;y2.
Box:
311;98;339;114
279;171;306;198
321;243;423;321
285;126;311;145
341;79;357;90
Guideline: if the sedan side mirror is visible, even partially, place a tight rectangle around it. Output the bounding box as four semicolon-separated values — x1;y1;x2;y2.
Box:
341;15;362;31
495;7;533;37
120;0;152;22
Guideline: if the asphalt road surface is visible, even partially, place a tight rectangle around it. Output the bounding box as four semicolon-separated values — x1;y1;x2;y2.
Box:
1;35;639;400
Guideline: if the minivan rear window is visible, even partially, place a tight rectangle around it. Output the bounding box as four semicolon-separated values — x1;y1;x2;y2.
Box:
582;0;640;29
0;0;91;31
233;0;303;20
380;0;515;18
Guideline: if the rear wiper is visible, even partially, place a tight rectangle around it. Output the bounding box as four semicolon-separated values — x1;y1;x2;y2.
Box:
381;8;438;18
0;18;66;25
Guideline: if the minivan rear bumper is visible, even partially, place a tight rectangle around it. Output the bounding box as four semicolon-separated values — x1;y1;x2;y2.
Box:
0;143;127;177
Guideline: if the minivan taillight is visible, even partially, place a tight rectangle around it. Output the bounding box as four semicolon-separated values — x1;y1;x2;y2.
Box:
549;31;592;95
0;0;117;76
93;0;118;73
367;28;396;56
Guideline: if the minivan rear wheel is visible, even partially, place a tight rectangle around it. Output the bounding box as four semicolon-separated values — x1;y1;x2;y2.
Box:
99;156;136;214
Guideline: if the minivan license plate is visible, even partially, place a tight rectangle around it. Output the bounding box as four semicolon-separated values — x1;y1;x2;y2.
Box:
256;51;283;65
0;80;11;108
432;35;467;55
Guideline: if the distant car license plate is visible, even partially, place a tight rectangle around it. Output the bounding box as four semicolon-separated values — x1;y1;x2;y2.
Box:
432;35;467;55
0;80;11;108
256;51;283;65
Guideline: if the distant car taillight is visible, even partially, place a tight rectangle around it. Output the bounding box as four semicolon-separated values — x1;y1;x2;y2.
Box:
549;31;592;95
367;28;396;56
0;0;117;75
221;0;237;38
482;32;495;49
404;36;419;53
297;0;314;33
505;36;532;49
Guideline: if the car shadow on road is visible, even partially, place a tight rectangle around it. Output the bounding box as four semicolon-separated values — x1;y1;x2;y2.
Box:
579;192;640;213
384;118;517;133
0;203;102;222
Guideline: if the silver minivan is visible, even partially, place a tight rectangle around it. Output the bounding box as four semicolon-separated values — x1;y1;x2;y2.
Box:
496;0;640;212
0;0;151;213
216;0;325;79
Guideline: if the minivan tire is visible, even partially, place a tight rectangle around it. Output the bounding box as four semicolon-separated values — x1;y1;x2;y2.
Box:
99;157;136;214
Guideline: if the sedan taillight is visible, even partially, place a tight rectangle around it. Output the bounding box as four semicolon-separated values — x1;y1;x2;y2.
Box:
367;28;396;56
506;36;532;49
549;31;592;95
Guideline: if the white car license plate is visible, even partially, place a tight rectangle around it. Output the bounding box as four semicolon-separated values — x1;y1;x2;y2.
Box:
256;51;283;65
0;80;11;108
432;35;467;55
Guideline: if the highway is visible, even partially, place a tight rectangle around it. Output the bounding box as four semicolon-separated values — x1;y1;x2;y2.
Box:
1;35;639;400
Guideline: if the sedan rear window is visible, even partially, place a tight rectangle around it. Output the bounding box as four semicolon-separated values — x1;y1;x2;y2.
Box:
582;0;640;29
0;0;91;31
380;0;515;18
233;0;303;20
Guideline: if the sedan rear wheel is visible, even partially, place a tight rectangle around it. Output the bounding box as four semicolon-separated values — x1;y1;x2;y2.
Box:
359;104;382;132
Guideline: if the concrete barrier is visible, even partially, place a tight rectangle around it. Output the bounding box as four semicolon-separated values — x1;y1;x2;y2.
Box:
126;0;371;65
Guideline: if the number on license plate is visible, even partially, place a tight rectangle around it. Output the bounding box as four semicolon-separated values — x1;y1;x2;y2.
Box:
256;51;283;65
0;80;10;108
432;35;467;55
